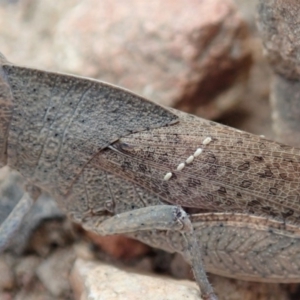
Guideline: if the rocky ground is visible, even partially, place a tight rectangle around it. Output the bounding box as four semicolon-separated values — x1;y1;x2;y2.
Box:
0;0;298;299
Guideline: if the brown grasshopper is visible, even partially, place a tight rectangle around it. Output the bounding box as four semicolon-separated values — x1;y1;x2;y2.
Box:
1;51;300;300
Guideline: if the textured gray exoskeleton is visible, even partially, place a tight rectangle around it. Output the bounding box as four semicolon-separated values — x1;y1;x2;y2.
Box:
2;52;300;300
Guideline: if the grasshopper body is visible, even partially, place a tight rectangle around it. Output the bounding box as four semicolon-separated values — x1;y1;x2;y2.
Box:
1;52;300;299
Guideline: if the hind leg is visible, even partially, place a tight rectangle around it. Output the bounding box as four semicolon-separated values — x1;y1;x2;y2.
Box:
84;205;217;300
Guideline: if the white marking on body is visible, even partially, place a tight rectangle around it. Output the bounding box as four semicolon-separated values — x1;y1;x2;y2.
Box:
203;137;212;145
194;148;203;157
177;163;185;171
164;172;172;181
186;155;194;164
260;135;265;138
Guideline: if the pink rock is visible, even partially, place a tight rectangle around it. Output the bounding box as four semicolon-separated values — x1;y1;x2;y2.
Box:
54;0;252;118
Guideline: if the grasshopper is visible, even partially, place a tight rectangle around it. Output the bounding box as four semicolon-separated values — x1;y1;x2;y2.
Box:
1;52;300;300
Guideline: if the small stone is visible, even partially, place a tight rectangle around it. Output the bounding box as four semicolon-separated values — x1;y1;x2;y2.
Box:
70;258;201;300
36;248;75;297
0;292;12;300
0;255;14;290
15;255;41;288
84;232;150;259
